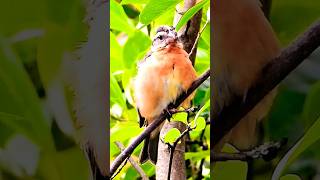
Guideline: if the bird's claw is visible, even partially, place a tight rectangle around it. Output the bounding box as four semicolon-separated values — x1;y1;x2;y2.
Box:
165;108;174;121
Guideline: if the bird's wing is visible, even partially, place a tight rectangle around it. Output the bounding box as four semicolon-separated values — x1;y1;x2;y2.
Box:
137;108;146;128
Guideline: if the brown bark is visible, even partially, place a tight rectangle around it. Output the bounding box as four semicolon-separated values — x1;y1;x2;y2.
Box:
156;121;187;180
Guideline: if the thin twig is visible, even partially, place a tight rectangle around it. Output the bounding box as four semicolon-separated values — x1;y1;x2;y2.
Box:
212;139;287;162
213;152;250;161
195;124;208;179
188;20;209;57
110;157;129;179
115;142;149;180
169;107;198;114
110;69;210;177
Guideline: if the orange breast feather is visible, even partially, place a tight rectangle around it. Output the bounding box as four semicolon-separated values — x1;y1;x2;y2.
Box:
135;45;197;124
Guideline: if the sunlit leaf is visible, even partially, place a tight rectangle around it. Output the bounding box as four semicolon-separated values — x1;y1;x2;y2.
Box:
185;150;209;160
175;0;209;31
121;0;149;4
110;74;126;108
111;122;142;143
163;128;181;144
194;99;210;120
172;112;188;124
191;116;206;131
139;0;182;24
110;32;124;73
195;48;210;74
123;31;151;68
110;0;135;34
110;104;123;118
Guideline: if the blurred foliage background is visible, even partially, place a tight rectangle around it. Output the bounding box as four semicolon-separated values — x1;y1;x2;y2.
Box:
0;0;90;179
213;0;320;180
109;0;210;179
0;0;319;179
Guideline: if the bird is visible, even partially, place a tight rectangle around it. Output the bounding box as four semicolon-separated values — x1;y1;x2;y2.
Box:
134;25;197;164
212;0;281;151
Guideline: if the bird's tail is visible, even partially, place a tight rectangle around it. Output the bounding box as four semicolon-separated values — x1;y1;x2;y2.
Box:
139;132;160;164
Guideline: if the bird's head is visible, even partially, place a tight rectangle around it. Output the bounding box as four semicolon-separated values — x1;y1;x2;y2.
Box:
151;25;179;51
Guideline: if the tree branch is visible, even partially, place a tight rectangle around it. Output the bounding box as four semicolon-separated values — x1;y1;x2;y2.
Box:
175;0;202;65
260;0;272;19
212;139;287;162
212;20;320;148
110;69;210;177
166;125;194;180
188;20;209;57
114;141;149;180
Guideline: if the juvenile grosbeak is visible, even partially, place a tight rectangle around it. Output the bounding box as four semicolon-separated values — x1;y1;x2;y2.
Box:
134;25;197;164
213;0;281;150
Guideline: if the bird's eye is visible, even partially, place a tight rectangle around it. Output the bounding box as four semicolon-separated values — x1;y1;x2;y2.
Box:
158;35;163;40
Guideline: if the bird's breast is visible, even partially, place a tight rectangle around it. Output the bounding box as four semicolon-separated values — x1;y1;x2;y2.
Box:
135;49;186;119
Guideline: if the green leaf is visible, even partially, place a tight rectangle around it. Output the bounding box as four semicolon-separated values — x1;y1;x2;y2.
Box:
139;0;182;25
110;104;123;118
0;37;53;149
0;0;45;35
194;99;210;120
123;31;151;68
39;148;88;180
122;68;136;106
121;0;149;4
141;162;156;177
213;145;247;180
163;128;181;144
54;148;89;180
37;24;66;85
280;174;302;180
191;116;206;131
302;81;320;129
110;122;142;143
172;112;188;124
195;48;210;74
110;32;124;73
175;0;209;31
213;161;247;180
123;108;139;123
272;116;320;179
0;113;38;146
189;99;209;131
185;150;209;160
271;0;320;45
110;74;126;108
110;0;134;34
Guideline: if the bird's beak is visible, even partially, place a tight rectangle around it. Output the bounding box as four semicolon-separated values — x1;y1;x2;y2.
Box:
168;30;178;40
